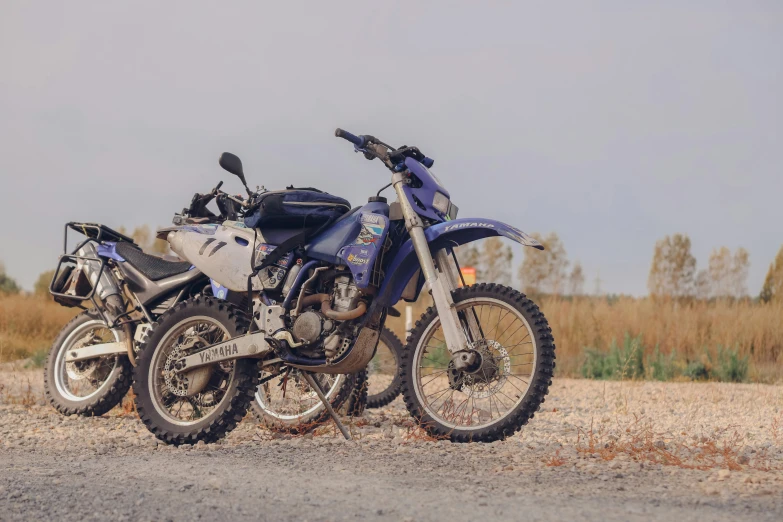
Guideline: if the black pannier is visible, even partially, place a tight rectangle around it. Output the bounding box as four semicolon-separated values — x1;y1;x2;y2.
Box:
243;187;351;229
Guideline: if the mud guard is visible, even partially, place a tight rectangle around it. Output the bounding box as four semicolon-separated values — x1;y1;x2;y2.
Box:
376;219;543;307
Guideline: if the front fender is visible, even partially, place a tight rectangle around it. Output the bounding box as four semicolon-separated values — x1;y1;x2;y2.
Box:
376;218;542;306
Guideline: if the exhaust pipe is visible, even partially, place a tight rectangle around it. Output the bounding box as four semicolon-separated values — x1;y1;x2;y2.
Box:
76;242;135;364
298;293;367;321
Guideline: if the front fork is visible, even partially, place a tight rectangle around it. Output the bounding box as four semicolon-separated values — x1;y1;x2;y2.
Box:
393;175;479;368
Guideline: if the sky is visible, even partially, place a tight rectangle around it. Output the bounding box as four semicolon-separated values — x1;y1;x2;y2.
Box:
1;1;781;295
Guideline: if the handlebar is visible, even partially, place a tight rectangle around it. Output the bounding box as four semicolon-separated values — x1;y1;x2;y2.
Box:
334;128;366;147
335;128;435;168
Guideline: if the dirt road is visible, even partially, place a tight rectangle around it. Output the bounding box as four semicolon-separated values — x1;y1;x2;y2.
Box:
1;369;781;521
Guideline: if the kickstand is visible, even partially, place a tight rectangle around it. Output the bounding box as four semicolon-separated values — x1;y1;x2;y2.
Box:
301;372;352;441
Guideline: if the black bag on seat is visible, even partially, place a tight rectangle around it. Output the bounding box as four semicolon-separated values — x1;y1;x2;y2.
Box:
243;188;351;229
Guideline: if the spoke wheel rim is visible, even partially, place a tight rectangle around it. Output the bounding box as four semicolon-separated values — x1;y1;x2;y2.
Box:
149;316;235;426
412;297;537;431
367;340;397;396
255;372;345;421
54;320;119;402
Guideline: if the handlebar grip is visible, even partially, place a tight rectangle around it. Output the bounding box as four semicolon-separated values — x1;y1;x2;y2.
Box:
422;157;435;168
215;181;224;191
335;128;365;147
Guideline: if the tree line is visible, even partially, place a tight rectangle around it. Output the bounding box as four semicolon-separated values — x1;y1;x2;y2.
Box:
460;233;586;296
461;232;783;302
2;227;783;303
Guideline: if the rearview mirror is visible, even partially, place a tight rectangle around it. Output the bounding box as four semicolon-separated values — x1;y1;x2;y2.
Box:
219;152;244;180
219;152;252;197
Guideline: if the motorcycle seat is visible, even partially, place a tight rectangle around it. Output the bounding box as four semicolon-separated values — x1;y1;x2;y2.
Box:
115;242;192;281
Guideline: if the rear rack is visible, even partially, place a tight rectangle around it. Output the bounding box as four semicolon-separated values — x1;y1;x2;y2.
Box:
48;222;135;308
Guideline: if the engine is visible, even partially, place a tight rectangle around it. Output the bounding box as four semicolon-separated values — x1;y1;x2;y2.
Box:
290;275;364;359
292;311;333;344
331;275;361;313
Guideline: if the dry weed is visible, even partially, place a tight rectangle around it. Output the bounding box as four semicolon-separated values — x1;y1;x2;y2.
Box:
570;414;778;472
543;449;567;467
386;295;783;381
0;294;76;361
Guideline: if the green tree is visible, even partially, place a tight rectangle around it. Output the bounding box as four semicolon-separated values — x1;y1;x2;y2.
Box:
760;246;783;303
647;234;696;298
518;232;569;296
34;270;56;298
456;238;513;285
694;269;710;300
481;237;513;286
126;225;170;255
0;262;21;295
568;261;585;296
457;244;483;281
707;246;750;299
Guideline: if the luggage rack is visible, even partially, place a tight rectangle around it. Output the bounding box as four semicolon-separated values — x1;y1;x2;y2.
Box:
48;222;136;309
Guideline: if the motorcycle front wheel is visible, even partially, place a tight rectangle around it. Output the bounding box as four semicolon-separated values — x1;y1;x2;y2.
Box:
399;283;555;443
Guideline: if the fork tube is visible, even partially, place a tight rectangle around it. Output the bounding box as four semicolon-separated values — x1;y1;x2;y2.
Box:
392;174;466;355
435;249;482;343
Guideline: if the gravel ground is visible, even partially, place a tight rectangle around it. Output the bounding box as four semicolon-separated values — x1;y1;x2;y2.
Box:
1;365;781;521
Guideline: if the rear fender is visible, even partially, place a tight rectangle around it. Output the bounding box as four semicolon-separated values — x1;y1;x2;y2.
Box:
376;218;543;306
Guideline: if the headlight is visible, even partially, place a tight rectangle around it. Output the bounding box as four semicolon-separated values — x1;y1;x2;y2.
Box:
447;202;459;220
432;192;450;214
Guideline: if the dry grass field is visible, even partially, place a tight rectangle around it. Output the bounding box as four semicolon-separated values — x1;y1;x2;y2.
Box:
386;294;783;383
0;295;76;363
2;292;781;382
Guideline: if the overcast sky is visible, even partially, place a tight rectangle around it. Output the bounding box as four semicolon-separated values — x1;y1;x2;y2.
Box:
1;1;781;295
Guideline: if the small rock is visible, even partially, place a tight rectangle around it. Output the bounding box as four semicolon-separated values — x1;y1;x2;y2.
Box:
717;470;731;481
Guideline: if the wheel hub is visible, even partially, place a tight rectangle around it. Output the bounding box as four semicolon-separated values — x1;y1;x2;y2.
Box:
65;334;102;380
164;346;191;396
447;340;510;399
65;360;99;380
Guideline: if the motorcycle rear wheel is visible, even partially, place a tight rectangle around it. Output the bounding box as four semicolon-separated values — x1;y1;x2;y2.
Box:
250;368;366;433
44;310;132;416
133;297;258;445
365;327;404;409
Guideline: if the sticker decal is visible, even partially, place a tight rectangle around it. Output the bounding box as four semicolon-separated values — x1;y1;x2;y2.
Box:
210;280;228;300
360;214;383;225
443;221;495;232
199;238;216;255
208;241;227;257
354;225;381;246
347;253;370;265
353;215;386;247
340;212;390;290
255;244;293;268
184;224;219;235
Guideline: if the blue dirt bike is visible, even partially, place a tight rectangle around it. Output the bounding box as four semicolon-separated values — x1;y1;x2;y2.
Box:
130;129;556;444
